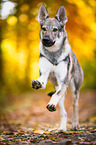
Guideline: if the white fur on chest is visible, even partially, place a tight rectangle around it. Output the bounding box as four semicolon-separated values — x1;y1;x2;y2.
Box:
39;57;68;86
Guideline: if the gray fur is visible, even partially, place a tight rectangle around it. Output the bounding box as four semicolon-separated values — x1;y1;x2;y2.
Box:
32;4;84;131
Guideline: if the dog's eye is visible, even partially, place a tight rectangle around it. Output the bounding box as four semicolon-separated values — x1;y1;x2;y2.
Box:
42;27;46;31
53;28;58;32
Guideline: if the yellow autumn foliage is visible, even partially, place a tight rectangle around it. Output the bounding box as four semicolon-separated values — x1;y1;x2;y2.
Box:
1;0;96;93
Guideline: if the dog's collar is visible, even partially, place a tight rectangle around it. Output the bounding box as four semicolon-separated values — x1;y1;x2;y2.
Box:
40;53;69;66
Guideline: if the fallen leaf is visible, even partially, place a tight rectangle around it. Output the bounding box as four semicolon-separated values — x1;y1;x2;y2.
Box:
22;138;26;141
33;129;44;134
30;138;39;143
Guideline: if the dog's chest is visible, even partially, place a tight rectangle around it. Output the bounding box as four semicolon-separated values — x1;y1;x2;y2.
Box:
39;55;68;86
48;71;58;86
48;61;68;86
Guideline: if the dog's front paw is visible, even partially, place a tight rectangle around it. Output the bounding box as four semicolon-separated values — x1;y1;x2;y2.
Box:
46;104;56;112
31;80;42;90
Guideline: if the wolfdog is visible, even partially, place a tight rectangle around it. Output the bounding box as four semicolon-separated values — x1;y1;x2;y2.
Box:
32;4;83;131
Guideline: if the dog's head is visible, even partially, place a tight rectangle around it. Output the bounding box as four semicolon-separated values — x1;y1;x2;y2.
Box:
38;4;67;51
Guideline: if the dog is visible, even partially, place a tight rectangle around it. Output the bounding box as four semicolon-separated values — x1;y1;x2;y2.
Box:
31;4;84;131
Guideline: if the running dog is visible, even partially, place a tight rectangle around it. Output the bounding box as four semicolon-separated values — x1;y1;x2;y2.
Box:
32;4;83;131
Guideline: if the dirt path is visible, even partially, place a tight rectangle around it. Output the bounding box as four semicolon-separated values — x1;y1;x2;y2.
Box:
0;90;96;144
0;125;96;145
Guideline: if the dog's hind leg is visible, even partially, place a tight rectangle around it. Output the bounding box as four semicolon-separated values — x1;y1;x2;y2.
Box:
58;96;67;131
72;91;79;130
70;78;80;130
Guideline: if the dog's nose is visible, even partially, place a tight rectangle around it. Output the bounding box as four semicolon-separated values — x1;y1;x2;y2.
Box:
43;35;50;42
42;35;55;47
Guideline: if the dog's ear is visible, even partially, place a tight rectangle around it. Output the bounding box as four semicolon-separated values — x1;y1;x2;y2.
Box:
38;4;49;26
55;6;67;26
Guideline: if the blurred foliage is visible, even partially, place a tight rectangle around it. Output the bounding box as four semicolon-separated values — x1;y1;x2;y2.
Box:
0;0;96;96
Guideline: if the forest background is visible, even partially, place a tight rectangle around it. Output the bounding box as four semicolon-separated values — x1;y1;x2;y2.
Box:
0;0;96;114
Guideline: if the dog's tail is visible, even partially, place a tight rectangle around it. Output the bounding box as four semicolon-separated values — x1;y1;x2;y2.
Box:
47;91;56;97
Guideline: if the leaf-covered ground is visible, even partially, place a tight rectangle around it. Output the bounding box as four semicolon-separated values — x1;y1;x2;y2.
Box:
0;125;96;145
0;90;96;144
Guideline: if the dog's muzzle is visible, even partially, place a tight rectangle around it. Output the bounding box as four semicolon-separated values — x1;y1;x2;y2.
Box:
42;35;55;47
